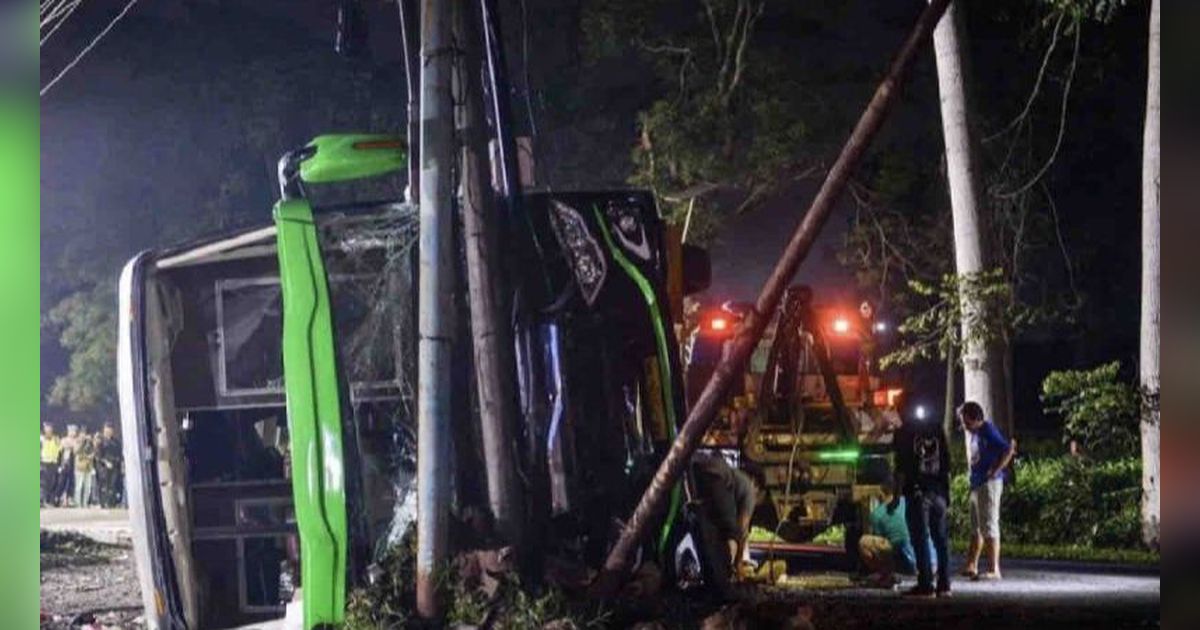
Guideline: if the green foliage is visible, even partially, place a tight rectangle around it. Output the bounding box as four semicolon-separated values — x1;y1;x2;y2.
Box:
812;523;845;546
1042;361;1140;458
343;528;417;630
344;524;609;630
880;269;1046;370
485;583;609;630
949;540;1158;565
44;281;118;415
949;455;1144;549
585;0;829;242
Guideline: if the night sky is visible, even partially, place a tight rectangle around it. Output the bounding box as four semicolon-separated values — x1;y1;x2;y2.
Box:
40;0;1149;432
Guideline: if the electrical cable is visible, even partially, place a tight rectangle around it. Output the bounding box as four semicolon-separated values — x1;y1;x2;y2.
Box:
41;0;140;97
518;0;538;139
41;0;84;46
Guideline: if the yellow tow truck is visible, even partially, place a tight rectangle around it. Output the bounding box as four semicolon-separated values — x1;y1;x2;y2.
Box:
684;286;904;550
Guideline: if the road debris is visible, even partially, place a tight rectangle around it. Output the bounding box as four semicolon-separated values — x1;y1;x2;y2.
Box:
40;531;142;630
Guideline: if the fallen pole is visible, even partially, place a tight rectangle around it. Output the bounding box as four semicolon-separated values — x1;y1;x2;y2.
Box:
595;0;954;595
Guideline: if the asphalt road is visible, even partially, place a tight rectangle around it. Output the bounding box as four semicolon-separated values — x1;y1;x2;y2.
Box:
40;507;131;545
749;544;1159;629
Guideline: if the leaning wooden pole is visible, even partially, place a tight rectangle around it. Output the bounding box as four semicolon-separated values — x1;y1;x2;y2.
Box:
416;0;457;618
456;0;523;545
595;0;954;594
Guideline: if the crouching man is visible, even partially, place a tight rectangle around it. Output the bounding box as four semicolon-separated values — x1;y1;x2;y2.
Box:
858;469;935;588
691;452;764;594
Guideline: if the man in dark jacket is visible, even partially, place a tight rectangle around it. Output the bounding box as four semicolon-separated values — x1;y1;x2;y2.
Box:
891;408;952;598
96;422;124;508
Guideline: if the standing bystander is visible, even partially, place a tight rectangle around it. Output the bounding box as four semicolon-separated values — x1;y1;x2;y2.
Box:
959;401;1016;580
40;423;62;506
96;422;124;507
892;407;952;598
55;424;79;506
73;428;97;507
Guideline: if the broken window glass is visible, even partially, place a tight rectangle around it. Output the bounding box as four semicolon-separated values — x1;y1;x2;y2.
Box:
316;204;421;561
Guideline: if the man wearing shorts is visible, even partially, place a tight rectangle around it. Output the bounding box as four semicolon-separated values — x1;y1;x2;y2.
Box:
960;401;1016;580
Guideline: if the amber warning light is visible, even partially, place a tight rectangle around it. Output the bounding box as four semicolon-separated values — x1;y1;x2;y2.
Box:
873;388;904;407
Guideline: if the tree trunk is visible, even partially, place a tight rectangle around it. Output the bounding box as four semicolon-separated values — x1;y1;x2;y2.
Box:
943;342;956;442
455;0;523;546
1139;0;1160;551
929;0;1010;457
416;0;456;617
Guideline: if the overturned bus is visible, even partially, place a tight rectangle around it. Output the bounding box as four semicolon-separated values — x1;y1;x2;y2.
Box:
118;134;712;629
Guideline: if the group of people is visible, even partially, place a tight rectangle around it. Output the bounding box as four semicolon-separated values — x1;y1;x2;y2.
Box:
858;400;1015;597
40;422;124;508
687;400;1016;600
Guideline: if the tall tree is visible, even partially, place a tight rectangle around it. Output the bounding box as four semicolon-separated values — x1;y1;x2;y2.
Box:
1139;0;1159;550
44;281;118;418
929;0;1011;438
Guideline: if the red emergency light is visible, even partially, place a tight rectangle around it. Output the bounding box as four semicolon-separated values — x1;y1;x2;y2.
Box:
873;387;904;407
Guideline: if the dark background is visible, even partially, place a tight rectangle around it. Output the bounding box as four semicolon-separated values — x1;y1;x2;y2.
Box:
39;0;1149;437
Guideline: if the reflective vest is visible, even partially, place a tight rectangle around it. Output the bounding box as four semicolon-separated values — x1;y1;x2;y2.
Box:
41;435;62;464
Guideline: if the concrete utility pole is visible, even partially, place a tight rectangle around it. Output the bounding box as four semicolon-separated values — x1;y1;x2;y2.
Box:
1139;0;1160;550
595;0;954;595
455;0;523;545
929;0;1011;441
416;0;456;618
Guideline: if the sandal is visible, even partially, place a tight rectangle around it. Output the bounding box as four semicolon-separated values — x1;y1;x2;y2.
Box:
972;572;1001;581
958;568;978;579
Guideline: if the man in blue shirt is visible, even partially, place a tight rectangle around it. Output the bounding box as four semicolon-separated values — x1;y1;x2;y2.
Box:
960;401;1017;580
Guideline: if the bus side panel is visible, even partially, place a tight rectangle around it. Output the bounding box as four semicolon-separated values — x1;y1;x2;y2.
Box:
117;253;185;629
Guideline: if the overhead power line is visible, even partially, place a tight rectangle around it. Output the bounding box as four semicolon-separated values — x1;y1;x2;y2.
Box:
41;0;140;98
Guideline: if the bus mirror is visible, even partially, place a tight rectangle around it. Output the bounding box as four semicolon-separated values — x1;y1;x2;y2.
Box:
298;134;407;184
682;244;711;296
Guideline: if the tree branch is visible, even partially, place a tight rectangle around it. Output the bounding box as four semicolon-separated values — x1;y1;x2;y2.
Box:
701;0;724;62
725;0;765;106
983;10;1066;144
993;23;1080;199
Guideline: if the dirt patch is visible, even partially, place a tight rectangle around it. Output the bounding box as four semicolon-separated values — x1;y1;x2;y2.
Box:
40;531;143;629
